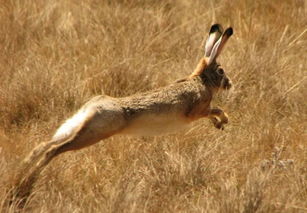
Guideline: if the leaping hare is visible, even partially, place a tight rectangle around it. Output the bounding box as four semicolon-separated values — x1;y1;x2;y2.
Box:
11;24;233;205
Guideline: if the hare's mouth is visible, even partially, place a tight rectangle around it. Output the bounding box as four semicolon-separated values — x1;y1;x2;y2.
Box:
222;78;232;90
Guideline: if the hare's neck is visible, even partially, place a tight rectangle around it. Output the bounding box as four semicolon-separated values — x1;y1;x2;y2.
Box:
197;75;218;95
189;58;208;78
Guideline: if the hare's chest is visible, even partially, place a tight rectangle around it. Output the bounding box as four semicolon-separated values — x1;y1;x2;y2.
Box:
121;113;191;136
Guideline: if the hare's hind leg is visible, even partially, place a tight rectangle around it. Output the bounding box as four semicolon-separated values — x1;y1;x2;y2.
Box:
53;125;116;156
10;137;75;207
53;108;127;155
11;131;113;207
11;105;125;207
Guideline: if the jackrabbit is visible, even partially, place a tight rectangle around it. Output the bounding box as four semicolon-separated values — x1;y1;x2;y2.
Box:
11;24;233;205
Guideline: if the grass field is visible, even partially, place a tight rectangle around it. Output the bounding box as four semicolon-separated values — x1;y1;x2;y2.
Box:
0;0;306;212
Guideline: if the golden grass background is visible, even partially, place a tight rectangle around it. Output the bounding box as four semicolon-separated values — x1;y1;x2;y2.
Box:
0;0;306;212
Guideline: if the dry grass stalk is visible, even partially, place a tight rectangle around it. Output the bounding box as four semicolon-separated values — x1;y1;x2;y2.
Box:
0;0;306;212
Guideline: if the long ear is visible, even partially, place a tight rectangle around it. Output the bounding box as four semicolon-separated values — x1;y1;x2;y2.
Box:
204;24;223;57
208;27;233;64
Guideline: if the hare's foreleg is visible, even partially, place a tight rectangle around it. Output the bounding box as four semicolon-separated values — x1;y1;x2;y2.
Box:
207;107;229;129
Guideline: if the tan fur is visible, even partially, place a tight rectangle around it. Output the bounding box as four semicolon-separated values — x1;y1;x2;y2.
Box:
9;24;233;207
189;58;209;78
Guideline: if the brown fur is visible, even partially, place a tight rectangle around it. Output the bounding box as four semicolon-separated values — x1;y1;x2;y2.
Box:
9;24;233;207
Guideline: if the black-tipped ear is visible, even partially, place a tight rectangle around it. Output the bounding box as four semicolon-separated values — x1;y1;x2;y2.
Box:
204;24;223;57
208;27;233;64
224;27;233;37
210;24;223;34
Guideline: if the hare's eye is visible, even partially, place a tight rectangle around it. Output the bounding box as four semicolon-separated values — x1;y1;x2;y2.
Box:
217;68;224;75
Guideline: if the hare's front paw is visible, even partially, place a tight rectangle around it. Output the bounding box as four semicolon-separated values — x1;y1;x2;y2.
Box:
207;107;229;130
211;117;226;130
221;112;229;124
215;122;225;130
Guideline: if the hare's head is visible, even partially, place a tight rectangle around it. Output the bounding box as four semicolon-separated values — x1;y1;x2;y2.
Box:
190;24;233;92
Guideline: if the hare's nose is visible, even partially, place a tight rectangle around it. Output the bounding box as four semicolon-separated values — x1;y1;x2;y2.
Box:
224;78;232;90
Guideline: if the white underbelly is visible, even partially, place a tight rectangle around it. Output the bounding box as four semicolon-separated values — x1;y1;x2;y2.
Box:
121;114;191;136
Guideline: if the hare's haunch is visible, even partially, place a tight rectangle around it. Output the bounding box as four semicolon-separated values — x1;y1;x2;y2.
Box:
11;24;233;206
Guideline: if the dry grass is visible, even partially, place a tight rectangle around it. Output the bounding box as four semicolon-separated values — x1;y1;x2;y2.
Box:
0;0;306;212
